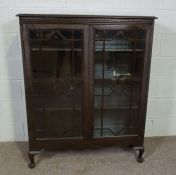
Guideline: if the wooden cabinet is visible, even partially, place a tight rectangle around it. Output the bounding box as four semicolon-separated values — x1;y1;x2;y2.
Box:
17;14;157;168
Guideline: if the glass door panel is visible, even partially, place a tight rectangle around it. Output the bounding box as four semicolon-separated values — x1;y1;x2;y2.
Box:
29;28;84;139
94;29;146;137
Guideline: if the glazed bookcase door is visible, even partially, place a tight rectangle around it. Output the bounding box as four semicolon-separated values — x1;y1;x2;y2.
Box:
92;25;147;137
23;24;88;139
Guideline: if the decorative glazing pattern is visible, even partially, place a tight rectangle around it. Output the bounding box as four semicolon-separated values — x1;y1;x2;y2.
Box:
94;29;146;137
29;29;84;138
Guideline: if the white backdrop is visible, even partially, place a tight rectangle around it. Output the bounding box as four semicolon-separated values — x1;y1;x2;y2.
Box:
0;0;176;141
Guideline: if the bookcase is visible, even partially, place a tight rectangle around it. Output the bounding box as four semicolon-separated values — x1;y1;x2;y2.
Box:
17;14;156;168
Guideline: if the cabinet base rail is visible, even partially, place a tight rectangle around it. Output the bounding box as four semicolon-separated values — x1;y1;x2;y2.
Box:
28;146;144;168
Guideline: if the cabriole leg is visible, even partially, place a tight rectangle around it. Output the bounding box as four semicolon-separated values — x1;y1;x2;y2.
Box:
134;146;144;163
28;152;35;168
28;149;44;168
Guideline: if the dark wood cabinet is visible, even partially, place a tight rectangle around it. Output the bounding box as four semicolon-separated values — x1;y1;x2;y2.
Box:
17;14;157;168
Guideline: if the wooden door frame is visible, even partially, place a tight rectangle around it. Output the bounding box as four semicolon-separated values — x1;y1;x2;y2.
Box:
88;24;154;143
21;23;90;146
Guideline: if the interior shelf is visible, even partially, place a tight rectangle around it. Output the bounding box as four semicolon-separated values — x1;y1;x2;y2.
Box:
95;106;139;110
31;48;82;51
95;48;143;52
95;77;141;83
32;77;82;82
95;39;145;42
36;107;82;111
31;48;143;52
30;38;82;41
35;106;138;112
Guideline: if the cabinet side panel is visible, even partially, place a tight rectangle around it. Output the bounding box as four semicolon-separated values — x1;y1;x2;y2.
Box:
19;20;35;150
138;22;155;145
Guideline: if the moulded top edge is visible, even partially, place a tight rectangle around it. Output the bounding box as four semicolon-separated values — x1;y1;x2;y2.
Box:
16;14;157;19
